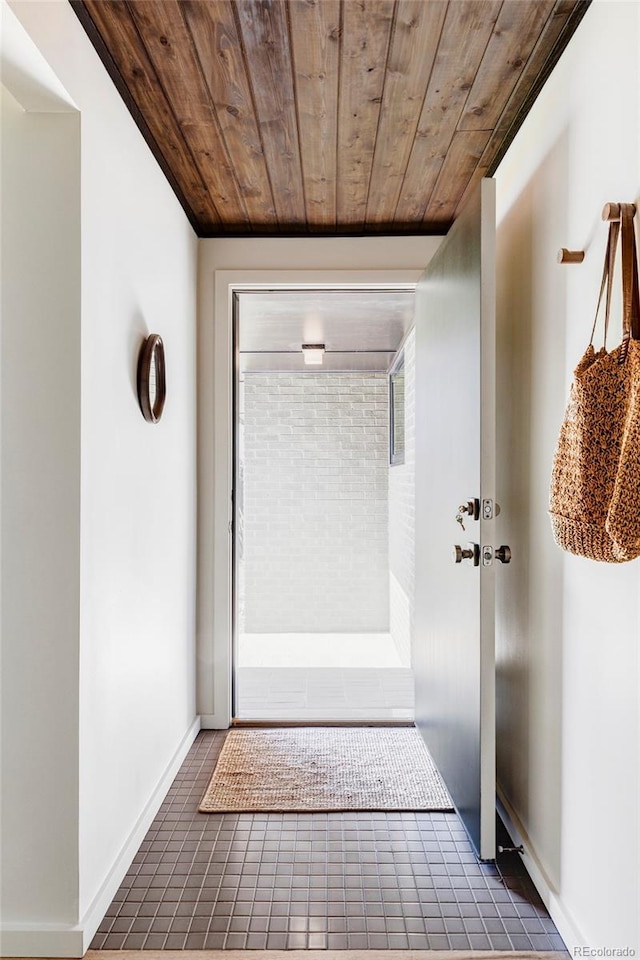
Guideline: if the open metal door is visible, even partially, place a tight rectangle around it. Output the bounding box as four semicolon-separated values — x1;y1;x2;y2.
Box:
414;178;498;860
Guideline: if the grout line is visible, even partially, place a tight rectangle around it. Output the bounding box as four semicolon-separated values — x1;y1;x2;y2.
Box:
90;730;566;954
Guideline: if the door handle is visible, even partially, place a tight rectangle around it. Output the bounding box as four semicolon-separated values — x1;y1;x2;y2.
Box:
452;543;480;566
482;544;512;565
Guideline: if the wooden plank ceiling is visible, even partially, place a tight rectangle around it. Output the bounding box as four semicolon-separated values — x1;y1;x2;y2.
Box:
73;0;589;237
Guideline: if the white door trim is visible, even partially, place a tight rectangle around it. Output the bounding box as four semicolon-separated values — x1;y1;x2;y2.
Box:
197;253;439;730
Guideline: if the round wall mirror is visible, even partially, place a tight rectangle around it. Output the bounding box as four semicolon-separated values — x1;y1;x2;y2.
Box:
137;334;166;423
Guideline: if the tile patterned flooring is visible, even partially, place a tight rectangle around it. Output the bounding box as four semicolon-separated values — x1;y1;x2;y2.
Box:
91;730;566;953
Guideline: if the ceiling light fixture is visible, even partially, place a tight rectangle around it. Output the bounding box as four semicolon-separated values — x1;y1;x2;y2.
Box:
301;343;325;366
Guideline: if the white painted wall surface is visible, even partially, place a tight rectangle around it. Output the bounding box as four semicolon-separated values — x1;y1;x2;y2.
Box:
494;0;639;950
241;373;389;633
2;2;198;953
1;82;81;932
198;237;441;726
388;329;415;667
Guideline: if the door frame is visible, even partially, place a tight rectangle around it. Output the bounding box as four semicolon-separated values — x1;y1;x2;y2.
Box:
197;251;439;729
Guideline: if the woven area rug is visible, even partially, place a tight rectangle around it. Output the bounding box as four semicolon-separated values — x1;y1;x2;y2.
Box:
199;727;453;813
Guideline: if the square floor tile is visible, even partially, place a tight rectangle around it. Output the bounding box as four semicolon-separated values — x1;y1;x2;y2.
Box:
92;730;566;954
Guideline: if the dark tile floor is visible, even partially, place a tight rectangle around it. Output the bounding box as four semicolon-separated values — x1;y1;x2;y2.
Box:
91;730;566;952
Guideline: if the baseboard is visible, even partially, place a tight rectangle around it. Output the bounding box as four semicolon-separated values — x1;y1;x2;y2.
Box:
200;712;231;730
0;923;84;958
497;787;587;952
77;716;202;954
1;716;201;958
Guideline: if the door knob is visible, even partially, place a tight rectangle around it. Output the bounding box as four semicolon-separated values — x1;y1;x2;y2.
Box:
494;545;512;564
452;543;480;566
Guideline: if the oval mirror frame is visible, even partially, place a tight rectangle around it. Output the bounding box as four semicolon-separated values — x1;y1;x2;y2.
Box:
137;334;166;423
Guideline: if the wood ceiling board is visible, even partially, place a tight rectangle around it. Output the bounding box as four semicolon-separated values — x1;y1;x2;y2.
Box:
235;0;306;230
393;0;502;225
452;0;590;220
127;1;213;123
365;0;448;228
74;0;590;236
182;0;277;228
458;0;556;132
336;1;395;232
79;0;220;229
126;0;251;227
289;0;340;231
423;129;491;225
464;0;590;198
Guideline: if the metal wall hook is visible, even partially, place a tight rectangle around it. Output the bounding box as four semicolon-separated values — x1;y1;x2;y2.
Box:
602;201;637;222
557;248;584;264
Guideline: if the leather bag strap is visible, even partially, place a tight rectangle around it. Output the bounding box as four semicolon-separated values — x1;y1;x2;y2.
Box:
590;219;620;348
619;203;640;362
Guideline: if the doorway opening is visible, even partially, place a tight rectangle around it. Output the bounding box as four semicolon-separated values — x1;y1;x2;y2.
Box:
232;288;416;722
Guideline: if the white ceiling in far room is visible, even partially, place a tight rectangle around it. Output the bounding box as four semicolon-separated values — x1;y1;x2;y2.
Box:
237;289;415;373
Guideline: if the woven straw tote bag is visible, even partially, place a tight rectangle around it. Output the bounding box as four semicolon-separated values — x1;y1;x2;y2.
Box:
549;203;640;562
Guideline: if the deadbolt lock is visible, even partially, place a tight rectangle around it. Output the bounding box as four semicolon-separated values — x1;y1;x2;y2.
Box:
452;542;480;566
458;498;480;520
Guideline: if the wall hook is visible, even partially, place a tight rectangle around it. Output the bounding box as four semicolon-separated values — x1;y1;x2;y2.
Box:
557;248;584;264
602;201;637;222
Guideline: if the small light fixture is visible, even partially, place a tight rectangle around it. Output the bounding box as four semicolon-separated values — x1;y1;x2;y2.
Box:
301;343;325;365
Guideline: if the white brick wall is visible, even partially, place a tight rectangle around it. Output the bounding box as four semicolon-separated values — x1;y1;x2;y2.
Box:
239;373;390;632
388;329;415;666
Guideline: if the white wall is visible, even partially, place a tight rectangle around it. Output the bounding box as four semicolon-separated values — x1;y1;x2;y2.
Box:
494;0;639;950
198;236;441;726
1;82;81;932
1;2;198;954
388;328;415;667
241;373;389;633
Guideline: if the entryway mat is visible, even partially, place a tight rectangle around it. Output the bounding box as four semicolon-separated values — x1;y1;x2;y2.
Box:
199;726;453;813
